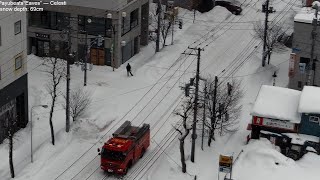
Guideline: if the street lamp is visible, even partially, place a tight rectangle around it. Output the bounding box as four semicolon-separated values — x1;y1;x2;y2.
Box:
31;104;48;163
106;13;116;71
121;40;126;64
106;12;127;70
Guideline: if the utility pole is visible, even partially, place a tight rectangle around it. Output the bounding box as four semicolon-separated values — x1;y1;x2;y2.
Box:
84;32;88;86
66;27;71;133
307;4;318;86
219;103;223;136
313;57;317;86
193;9;196;23
201;83;207;151
171;12;174;45
208;76;218;147
262;0;269;67
183;47;204;162
156;0;161;52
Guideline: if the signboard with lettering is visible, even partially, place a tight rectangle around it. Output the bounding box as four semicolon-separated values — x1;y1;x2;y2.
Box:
288;53;297;77
35;33;50;40
253;116;296;131
219;155;232;173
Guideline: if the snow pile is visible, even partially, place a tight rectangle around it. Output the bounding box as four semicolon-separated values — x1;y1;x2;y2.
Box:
298;86;320;114
294;7;320;24
283;133;320;145
233;139;320;180
312;1;320;8
251;85;301;123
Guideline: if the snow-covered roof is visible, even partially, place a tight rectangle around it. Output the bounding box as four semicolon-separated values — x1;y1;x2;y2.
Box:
43;0;128;10
283;133;320;145
260;130;282;137
306;146;317;153
294;7;320;24
299;86;320;114
251;85;301;123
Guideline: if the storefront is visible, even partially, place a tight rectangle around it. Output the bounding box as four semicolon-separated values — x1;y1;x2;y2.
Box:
0;74;28;143
30;33;51;57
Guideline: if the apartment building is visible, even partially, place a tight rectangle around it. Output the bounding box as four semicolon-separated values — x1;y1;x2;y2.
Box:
0;2;28;143
289;7;320;90
27;0;149;68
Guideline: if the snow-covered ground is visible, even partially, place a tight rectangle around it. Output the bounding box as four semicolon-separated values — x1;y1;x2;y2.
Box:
1;0;319;180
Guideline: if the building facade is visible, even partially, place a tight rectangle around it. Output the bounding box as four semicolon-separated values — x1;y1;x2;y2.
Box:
27;0;149;68
153;0;201;10
299;113;320;137
289;7;320;90
0;2;29;143
248;85;320;160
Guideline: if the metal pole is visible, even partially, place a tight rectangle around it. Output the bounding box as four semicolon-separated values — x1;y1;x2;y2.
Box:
66;29;71;133
191;48;201;162
30;107;33;163
171;13;174;45
307;5;318;85
230;156;233;179
262;0;269;67
112;26;116;71
84;32;88;86
201;84;206;151
156;0;161;52
193;9;195;23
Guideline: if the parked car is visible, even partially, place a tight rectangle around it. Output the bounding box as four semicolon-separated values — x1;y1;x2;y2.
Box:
215;1;242;15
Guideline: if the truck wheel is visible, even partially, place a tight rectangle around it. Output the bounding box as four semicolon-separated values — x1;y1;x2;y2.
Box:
140;148;145;158
123;168;128;175
124;161;132;175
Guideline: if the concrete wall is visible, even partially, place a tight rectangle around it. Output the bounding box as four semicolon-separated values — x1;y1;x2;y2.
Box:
0;2;29;143
0;6;27;90
289;21;320;90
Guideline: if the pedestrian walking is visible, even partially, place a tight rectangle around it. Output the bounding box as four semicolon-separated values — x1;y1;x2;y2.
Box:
126;63;133;76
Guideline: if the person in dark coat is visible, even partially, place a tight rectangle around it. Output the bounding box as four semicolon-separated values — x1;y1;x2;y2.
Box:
126;63;133;76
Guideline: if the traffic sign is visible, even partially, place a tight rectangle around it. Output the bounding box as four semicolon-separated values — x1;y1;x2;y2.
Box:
219;155;233;173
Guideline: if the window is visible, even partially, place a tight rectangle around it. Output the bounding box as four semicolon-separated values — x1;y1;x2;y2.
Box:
50;12;70;30
298;81;302;88
14;20;21;35
78;15;106;36
309;116;319;123
15;55;22;70
122;16;131;35
300;57;310;64
130;9;139;29
29;11;69;30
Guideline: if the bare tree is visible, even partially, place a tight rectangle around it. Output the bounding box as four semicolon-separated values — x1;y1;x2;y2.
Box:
205;78;243;146
149;5;173;48
5;109;16;178
63;87;92;122
254;22;288;65
2;108;18;178
173;97;193;173
42;49;66;145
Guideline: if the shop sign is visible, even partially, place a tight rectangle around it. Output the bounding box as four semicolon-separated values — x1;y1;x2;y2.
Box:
219;155;232;173
288;53;297;77
253;116;295;131
36;33;50;40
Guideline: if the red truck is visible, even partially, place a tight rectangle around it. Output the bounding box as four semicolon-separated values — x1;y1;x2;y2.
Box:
98;121;150;175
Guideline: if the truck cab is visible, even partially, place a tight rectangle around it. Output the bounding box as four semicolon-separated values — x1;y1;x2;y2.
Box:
98;121;150;175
